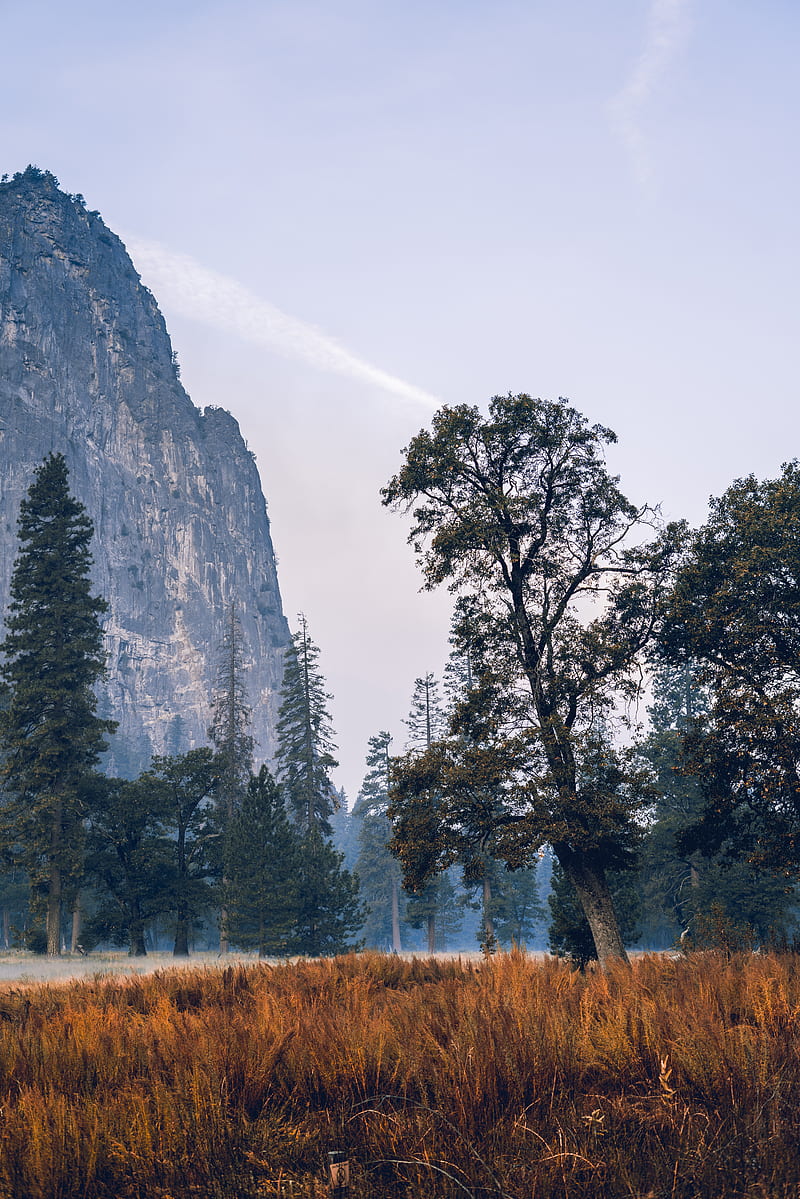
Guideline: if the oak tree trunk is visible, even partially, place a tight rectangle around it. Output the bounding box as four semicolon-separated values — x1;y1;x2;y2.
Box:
556;844;630;968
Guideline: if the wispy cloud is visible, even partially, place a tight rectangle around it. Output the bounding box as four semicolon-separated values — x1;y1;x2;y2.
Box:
609;0;692;189
124;237;440;409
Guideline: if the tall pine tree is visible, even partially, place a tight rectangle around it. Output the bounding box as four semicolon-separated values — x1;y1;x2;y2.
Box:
224;766;301;956
208;601;254;952
276;616;364;954
276;615;338;834
402;674;446;953
0;454;115;955
353;731;404;950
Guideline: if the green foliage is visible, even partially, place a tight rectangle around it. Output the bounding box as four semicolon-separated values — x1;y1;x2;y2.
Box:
223;766;301;956
148;750;218;956
404;674;446;749
636;664;799;950
490;861;545;948
0;453;116;954
82;773;175;955
288;828;366;956
208;601;254;812
353;732;405;949
383;395;681;964
659;462;800;872
404;869;465;951
276;615;338;834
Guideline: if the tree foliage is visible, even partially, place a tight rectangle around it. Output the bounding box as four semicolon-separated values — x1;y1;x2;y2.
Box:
276;615;338;834
289;828;366;956
353;731;405;950
223;766;301;956
208;601;254;812
659;463;800;872
148;750;218;956
383;395;680;964
82;774;174;955
0;453;115;954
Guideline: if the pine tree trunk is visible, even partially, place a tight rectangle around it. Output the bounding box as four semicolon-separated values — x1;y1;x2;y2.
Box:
219;902;230;954
427;912;436;955
557;845;629;968
129;918;147;957
173;904;190;956
482;876;494;942
47;802;63;956
70;895;81;953
2;908;9;950
391;878;402;952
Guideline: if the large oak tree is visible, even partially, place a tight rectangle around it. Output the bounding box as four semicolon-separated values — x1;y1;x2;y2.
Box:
382;395;680;965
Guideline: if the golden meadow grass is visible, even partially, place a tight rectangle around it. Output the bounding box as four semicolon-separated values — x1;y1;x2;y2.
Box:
0;950;798;1197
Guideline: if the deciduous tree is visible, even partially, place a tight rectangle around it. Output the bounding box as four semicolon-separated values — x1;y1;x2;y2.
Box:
659;463;800;875
382;395;679;965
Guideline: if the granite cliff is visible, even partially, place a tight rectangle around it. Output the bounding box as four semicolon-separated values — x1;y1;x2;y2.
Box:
0;166;291;772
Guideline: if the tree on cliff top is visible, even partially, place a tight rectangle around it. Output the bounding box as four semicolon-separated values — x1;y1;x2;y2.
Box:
0;453;116;955
382;395;681;966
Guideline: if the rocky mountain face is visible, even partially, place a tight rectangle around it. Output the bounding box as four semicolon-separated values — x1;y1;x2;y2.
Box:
0;166;291;773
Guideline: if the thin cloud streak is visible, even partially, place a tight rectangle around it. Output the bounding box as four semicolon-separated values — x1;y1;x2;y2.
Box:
610;0;692;189
125;237;440;409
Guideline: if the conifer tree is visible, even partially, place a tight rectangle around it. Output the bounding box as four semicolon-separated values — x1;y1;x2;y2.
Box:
224;766;301;956
289;827;366;956
353;731;404;950
208;601;254;951
401;674;446;953
276;615;338;834
208;601;254;804
276;616;365;953
0;454;115;955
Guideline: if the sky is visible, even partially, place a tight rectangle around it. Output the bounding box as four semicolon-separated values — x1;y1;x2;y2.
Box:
1;0;798;800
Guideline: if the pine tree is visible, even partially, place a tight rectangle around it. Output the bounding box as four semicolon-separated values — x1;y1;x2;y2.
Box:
405;674;446;750
401;675;446;952
289;827;366;956
276;615;338;834
224;766;301;956
276;616;366;953
353;731;404;950
490;862;545;948
208;601;254;952
0;454;116;955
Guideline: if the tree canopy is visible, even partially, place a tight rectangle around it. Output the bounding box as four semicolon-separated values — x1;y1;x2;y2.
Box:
383;395;681;964
659;462;800;873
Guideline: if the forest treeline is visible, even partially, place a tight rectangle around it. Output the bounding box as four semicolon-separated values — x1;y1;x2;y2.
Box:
1;393;799;963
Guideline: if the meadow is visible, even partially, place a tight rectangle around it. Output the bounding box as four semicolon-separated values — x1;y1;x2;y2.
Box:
0;949;797;1198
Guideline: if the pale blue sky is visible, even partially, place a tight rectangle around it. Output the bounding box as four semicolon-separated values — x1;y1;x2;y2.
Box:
1;1;798;797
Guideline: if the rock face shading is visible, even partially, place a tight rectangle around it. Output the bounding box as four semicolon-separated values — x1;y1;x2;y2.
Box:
0;166;291;773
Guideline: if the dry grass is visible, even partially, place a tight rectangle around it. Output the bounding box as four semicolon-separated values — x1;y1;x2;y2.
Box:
0;950;798;1196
